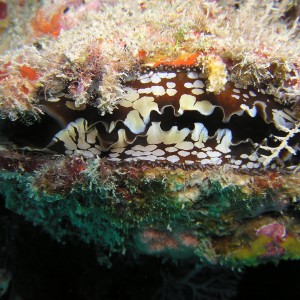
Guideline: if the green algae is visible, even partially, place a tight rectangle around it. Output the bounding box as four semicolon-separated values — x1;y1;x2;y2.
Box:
0;169;192;261
1;162;297;267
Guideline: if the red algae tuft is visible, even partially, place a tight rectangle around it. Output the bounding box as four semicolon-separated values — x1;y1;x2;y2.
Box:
178;233;199;248
19;65;39;81
141;229;179;253
153;52;201;67
0;61;10;81
0;1;7;20
140;229;200;254
31;7;63;38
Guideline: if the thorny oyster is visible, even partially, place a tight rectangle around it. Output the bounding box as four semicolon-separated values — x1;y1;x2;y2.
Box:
8;65;299;169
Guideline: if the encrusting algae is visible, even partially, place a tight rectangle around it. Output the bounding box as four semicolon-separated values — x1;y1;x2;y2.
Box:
0;0;299;267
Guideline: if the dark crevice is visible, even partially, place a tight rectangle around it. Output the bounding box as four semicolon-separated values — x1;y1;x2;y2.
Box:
1;114;61;148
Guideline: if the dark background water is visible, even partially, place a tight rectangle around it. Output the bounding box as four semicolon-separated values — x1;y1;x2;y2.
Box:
0;197;299;300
